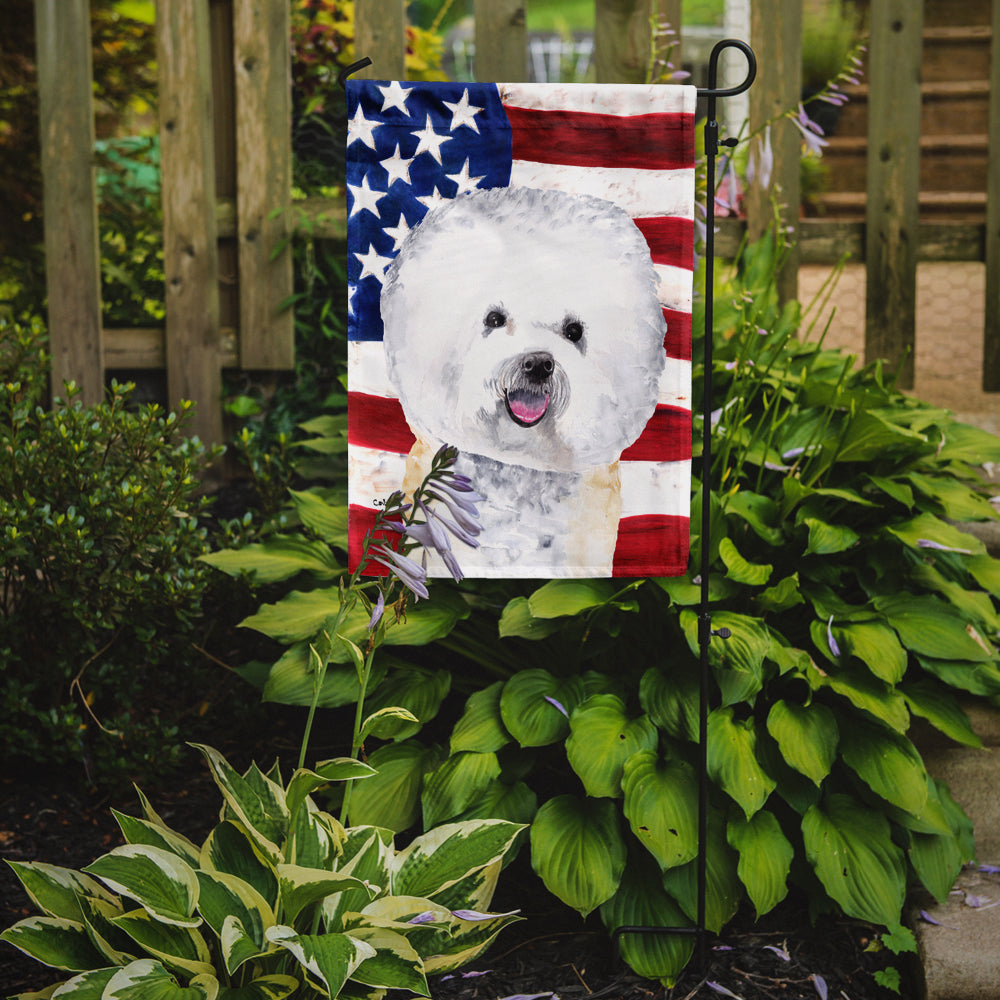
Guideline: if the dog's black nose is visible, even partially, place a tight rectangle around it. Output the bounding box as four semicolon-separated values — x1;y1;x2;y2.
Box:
521;351;554;383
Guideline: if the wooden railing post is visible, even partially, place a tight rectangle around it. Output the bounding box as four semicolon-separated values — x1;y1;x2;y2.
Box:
354;0;406;79
746;0;801;305
983;0;1000;390
34;0;104;405
474;0;527;82
595;0;673;84
157;0;223;445
864;0;923;389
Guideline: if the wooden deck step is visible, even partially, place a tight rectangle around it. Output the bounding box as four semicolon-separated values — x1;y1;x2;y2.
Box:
813;190;987;222
834;80;992;136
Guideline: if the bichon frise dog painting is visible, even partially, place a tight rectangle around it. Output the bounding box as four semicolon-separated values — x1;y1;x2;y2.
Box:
346;80;696;579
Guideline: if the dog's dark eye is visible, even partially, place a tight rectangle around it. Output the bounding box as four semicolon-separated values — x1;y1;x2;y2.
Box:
563;319;584;343
485;309;507;329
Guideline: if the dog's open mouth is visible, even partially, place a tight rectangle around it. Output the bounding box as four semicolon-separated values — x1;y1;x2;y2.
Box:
505;388;550;427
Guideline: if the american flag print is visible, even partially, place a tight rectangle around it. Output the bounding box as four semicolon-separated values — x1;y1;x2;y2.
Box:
346;80;695;579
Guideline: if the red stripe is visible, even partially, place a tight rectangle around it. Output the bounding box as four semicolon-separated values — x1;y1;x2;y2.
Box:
621;405;691;463
348;392;415;454
613;514;690;577
348;504;405;575
663;308;692;361
506;106;695;171
634;217;694;270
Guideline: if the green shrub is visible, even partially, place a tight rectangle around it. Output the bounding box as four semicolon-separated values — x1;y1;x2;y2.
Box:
0;317;220;783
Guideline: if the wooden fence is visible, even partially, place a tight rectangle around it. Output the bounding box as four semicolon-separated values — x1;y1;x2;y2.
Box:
33;0;1000;445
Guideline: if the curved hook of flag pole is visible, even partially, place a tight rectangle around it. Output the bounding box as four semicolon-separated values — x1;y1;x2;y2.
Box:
698;38;757;101
337;57;373;90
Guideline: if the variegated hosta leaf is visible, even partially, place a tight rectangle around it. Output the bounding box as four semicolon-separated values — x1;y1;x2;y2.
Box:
190;745;287;863
83;846;200;928
265;926;376;998
621;751;699;871
727;810;793;917
599;854;694;987
765;700;838;786
345;926;429;995
707;707;776;819
112;810;202;868
199;822;278;910
110;908;214;979
195;871;274;974
499;669;585;747
450;681;511;754
391;820;524;901
288;801;343;870
44;966;118;997
424;859;501;916
0;916;107;971
276;864;375;925
214;974;300;1000
565;695;658;799
529;795;626;917
77;894;136;966
102;958;218;999
802;793;906;926
285;760;376;824
4;861;118;922
421;751;502;829
323;829;393;931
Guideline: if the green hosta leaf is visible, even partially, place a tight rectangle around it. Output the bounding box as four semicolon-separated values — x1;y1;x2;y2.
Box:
288;488;349;546
906;472;998;521
916;655;1000;697
803;517;859;556
727;811;793;918
362;667;451;740
111;908;214;978
346;926;428;994
967;553;1000;597
835;410;927;463
265;926;375;997
718;537;772;585
83;846;200;928
755;573;805;614
195;871;273;974
886;512;985;556
190;746;287;862
680;610;770;706
260;643;387;709
112;812;201;868
639;664;699;742
103;959;218;999
654;573;737;606
621;751;698;871
200;535;341;584
809;661;910;732
4;862;118;923
0;916;107;971
216;975;299;999
765;701;838;786
874;594;995;662
910;562;1000;632
499;670;584;747
724;490;784;545
839;718;929;816
497;597;565;639
909;826;965;905
527;579;617;618
599;854;694;986
347;740;442;832
421;751;502;828
277;865;374;925
835;621;907;684
450;682;511;754
935;421;1000;464
901;680;982;748
360;706;421;742
866;474;914;509
530;795;626;917
453;779;538;827
802;793;906;926
566;695;658;798
707;708;776;818
661;810;741;933
199;822;278;910
393;820;524;900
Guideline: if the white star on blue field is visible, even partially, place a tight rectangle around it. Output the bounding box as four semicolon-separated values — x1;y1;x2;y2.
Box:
346;81;513;343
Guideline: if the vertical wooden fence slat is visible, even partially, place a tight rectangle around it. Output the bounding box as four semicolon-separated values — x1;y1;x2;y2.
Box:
354;0;406;79
746;0;801;304
983;0;1000;390
864;0;923;389
233;0;294;369
157;0;223;445
34;0;103;405
474;0;527;82
660;0;682;71
594;0;658;84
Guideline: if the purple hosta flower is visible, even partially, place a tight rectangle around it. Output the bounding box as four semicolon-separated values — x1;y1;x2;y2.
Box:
763;944;791;962
451;908;521;921
747;125;774;191
979;864;1000;874
715;156;742;216
919;909;958;929
369;544;430;600
827;616;842;657
812;974;828;1000
917;538;973;555
497;994;557;1000
367;590;385;631
791;104;829;157
441;970;493;981
407;911;438;925
706;982;742;999
544;695;569;718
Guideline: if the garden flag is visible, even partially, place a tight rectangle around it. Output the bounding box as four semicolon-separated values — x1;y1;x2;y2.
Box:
346;80;696;578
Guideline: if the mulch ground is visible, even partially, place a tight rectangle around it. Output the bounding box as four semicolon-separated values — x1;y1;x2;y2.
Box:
1;740;913;1000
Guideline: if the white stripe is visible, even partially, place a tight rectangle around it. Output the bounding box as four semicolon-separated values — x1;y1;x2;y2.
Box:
348;341;396;398
620;459;691;519
509;161;695;220
654;263;694;313
348;445;408;508
499;82;697;117
660;358;692;409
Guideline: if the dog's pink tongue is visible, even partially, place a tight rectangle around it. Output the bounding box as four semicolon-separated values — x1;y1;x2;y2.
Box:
507;390;549;426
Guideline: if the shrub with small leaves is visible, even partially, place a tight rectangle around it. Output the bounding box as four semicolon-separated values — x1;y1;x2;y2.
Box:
0;317;220;782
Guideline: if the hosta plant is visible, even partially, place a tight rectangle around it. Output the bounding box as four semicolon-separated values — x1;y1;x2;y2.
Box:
1;743;523;999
